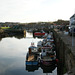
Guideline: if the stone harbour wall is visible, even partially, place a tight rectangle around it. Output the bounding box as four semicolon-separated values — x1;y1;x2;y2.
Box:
53;29;75;75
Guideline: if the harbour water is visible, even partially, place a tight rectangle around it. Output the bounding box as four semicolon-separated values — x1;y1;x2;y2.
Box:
0;32;57;75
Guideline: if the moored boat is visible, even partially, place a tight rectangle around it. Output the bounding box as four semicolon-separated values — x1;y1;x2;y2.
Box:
26;31;58;69
39;32;57;66
33;30;45;38
26;42;40;66
40;46;57;66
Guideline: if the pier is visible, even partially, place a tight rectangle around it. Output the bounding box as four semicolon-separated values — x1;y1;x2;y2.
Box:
53;29;75;75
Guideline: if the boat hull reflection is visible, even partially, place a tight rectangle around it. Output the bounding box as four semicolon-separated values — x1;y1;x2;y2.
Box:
40;64;56;73
26;63;56;73
26;65;39;72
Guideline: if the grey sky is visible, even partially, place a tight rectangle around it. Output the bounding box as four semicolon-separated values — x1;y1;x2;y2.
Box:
0;0;75;23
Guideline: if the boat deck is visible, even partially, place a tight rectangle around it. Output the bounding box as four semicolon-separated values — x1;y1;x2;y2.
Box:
27;55;35;61
42;56;55;61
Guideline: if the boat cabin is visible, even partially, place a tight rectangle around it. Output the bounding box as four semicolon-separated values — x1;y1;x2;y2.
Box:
41;47;53;57
29;46;37;53
28;42;37;54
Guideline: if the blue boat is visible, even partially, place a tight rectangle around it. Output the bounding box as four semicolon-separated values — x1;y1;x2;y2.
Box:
26;42;40;66
26;61;38;65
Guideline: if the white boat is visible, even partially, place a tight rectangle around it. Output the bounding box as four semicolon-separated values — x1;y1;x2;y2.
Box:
37;41;42;52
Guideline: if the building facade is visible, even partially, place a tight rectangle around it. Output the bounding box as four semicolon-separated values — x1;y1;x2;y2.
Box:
70;14;75;25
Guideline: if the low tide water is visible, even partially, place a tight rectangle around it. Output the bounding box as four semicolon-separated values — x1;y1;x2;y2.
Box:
0;32;57;75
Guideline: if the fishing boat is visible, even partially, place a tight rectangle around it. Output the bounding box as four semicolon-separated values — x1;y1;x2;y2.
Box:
33;30;45;37
37;41;42;52
40;46;57;66
26;42;40;66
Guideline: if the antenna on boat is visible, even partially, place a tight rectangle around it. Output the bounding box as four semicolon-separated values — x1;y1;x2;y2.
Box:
31;42;34;46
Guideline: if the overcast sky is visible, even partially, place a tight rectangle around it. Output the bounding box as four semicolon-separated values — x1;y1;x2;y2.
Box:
0;0;75;23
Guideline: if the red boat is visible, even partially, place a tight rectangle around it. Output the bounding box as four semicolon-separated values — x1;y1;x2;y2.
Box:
34;32;45;37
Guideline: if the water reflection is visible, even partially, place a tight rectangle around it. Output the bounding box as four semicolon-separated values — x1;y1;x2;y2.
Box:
40;65;56;73
26;65;39;72
26;64;56;73
0;38;2;41
0;32;57;75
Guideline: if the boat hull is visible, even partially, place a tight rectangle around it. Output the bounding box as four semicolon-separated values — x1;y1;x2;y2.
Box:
26;64;39;72
26;61;38;66
40;60;57;66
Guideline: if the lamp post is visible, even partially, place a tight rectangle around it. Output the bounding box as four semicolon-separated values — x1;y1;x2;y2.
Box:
72;27;74;46
72;14;75;46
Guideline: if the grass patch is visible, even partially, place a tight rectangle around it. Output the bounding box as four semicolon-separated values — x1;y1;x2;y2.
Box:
1;27;10;29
